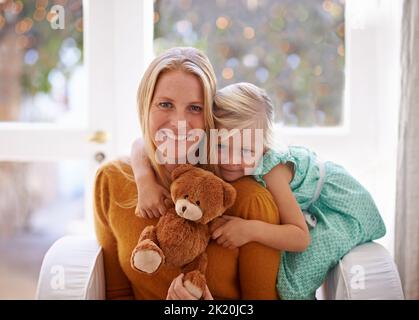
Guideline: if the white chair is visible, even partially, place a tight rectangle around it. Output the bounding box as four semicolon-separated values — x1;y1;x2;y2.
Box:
36;236;404;300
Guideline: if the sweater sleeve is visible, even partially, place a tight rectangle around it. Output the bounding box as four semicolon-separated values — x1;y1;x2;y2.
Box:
93;164;134;300
229;177;281;300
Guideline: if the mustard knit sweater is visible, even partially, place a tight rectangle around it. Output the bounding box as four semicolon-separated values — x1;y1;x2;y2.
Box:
93;161;281;300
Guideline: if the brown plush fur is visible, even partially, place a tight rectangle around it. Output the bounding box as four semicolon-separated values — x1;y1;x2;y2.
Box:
131;164;236;299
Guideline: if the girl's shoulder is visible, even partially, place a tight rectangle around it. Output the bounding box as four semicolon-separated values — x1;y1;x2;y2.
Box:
263;144;312;165
253;147;294;186
253;145;316;187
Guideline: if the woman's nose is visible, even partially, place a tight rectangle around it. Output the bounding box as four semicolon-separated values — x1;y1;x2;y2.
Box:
169;108;188;129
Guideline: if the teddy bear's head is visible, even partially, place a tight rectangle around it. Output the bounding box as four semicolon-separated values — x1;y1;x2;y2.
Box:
170;164;236;224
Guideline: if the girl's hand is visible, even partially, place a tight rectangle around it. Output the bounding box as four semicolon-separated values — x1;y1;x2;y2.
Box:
166;273;214;300
211;216;255;249
136;178;171;219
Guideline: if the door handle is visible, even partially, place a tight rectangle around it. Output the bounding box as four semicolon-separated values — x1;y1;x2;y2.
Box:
88;130;108;144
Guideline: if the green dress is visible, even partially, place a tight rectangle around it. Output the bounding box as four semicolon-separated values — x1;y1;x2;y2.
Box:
253;146;386;300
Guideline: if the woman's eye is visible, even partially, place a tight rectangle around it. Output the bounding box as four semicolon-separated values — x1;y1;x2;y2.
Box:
159;102;172;109
196;201;200;206
190;105;203;113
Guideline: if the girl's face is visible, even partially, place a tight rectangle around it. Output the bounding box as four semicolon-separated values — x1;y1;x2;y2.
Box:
217;127;264;182
148;70;205;163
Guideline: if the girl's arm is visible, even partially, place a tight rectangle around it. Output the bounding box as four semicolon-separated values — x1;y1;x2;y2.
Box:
212;163;310;252
255;163;310;252
130;138;154;181
131;138;171;218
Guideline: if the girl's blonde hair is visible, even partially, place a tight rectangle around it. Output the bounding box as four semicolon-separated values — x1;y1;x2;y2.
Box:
113;47;217;208
213;82;275;149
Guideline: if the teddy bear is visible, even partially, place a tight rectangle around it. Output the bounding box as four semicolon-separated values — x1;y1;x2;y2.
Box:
130;164;237;299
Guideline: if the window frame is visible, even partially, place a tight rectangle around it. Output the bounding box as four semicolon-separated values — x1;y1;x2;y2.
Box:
103;0;402;254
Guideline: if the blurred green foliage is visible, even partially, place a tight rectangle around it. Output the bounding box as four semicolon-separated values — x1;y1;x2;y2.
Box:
0;0;83;96
154;0;345;127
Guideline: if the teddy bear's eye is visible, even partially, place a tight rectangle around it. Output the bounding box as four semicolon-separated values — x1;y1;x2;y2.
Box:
196;200;200;206
184;195;189;199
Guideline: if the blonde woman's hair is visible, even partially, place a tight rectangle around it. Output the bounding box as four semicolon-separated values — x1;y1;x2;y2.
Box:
113;47;217;209
213;82;275;149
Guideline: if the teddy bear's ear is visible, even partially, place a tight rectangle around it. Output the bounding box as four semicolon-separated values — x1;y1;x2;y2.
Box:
171;164;195;181
223;182;237;209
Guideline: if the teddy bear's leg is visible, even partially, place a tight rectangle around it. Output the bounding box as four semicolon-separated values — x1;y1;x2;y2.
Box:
131;225;165;274
182;253;208;299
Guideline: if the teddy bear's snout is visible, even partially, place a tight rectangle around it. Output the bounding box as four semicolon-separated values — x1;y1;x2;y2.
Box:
175;199;203;221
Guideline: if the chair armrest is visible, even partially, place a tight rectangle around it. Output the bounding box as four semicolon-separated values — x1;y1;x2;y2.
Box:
36;235;105;300
320;242;404;300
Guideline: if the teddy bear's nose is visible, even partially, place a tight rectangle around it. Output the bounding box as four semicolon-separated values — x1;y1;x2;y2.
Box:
182;206;187;212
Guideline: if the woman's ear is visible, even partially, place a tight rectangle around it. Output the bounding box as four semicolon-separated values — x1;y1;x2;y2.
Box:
171;164;195;181
223;182;237;209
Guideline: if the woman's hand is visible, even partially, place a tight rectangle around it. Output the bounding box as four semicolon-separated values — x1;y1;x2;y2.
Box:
166;273;214;300
211;216;256;249
136;177;171;219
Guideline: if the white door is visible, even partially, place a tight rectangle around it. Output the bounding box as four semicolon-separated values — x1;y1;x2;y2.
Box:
0;0;152;299
0;0;152;234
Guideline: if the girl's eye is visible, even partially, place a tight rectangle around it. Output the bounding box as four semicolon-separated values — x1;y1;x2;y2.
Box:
196;201;200;206
159;102;173;109
190;105;203;113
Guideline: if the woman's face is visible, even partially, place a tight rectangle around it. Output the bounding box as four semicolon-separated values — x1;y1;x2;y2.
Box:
149;70;206;163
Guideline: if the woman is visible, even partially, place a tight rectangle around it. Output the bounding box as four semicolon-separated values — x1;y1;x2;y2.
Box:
93;47;281;299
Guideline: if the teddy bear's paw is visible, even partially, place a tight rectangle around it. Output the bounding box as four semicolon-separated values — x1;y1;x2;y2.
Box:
183;271;206;300
131;240;164;274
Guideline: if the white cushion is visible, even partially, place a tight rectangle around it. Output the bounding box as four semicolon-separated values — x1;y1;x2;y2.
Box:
36;235;105;300
318;242;404;299
37;237;404;300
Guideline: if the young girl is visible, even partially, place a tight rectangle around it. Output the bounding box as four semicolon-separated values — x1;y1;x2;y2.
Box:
131;82;386;299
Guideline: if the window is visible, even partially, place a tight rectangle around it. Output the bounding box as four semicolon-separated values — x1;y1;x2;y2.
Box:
0;0;84;125
154;0;345;127
0;0;86;299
